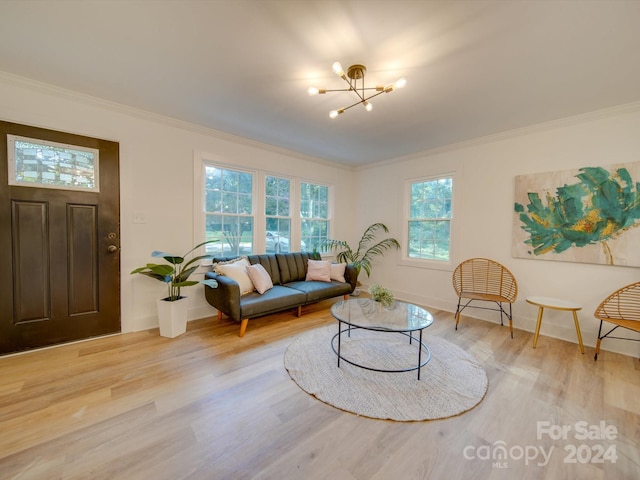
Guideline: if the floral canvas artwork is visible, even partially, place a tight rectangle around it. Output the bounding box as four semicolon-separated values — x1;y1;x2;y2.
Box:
513;162;640;266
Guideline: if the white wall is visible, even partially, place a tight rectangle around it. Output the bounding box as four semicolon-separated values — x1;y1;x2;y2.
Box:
356;103;640;356
0;73;356;333
2;72;639;357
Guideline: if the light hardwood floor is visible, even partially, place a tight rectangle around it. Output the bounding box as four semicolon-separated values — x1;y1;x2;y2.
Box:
1;298;638;480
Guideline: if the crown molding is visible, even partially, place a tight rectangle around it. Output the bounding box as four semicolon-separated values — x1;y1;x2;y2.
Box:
0;70;354;172
357;100;640;171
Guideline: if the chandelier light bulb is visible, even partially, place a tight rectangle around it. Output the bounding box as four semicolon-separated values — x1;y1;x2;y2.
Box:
364;101;373;112
307;87;319;96
332;62;345;77
394;77;407;89
329;108;345;119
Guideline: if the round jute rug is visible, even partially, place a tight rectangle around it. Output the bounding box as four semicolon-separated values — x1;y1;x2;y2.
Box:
284;325;488;421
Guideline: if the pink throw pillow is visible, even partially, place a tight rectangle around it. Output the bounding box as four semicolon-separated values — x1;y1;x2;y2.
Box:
306;259;331;282
246;263;273;294
330;263;346;282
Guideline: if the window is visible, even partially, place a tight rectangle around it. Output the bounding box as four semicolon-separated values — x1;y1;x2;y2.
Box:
204;165;254;256
7;134;99;192
407;176;452;261
300;182;329;252
265;175;291;253
199;159;331;257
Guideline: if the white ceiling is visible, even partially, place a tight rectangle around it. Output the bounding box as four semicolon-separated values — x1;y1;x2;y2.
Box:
1;1;640;167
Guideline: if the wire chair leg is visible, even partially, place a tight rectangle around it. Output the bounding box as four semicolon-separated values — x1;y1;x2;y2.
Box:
455;297;463;330
509;302;513;339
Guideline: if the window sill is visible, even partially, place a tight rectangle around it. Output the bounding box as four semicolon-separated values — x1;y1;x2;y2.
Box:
397;257;453;272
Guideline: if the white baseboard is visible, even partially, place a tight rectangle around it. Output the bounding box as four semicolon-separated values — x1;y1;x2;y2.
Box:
389;286;640;359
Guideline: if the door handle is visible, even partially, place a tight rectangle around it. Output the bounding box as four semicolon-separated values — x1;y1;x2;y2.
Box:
107;245;118;253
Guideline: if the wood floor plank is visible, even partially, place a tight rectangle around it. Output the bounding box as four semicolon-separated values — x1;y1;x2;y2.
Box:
0;297;638;479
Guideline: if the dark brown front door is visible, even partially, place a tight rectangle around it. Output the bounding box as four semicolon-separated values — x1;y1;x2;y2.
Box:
0;121;120;355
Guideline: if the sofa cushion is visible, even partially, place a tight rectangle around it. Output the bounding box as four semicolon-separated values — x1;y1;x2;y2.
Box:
277;252;312;283
285;280;352;303
246;263;273;294
239;286;306;318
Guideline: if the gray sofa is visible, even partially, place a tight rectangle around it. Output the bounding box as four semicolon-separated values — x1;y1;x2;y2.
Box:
204;252;357;336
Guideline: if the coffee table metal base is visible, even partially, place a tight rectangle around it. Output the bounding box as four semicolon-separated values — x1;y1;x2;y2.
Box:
331;323;431;380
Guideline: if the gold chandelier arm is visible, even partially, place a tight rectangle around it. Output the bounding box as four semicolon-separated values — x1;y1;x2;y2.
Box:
362;90;386;103
343;90;384;112
340;99;368;113
333;89;390;118
322;87;383;93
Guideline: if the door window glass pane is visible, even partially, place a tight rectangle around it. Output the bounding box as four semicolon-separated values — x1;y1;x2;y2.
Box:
7;135;99;192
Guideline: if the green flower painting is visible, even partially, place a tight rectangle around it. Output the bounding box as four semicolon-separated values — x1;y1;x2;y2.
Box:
514;164;640;266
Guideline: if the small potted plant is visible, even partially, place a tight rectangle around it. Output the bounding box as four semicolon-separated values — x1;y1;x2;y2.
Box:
131;240;218;338
368;283;395;308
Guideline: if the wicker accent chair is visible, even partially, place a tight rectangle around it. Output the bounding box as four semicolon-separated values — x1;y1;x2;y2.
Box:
593;281;640;360
452;258;518;338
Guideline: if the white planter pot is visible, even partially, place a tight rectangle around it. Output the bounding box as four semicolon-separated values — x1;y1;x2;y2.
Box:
156;296;189;338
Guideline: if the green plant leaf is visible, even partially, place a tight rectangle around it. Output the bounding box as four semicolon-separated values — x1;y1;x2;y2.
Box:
152;251;184;265
325;223;400;278
131;239;220;297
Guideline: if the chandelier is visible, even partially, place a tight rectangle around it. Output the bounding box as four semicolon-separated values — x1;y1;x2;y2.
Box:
308;62;407;119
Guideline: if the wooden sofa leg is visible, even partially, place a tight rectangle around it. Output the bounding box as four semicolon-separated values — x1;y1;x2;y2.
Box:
297;306;302;317
217;310;222;321
239;319;249;337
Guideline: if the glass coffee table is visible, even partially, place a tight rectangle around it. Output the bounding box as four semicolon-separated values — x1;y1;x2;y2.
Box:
330;298;434;380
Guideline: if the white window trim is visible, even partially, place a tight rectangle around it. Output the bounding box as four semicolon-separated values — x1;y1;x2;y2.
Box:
398;171;457;272
199;158;258;255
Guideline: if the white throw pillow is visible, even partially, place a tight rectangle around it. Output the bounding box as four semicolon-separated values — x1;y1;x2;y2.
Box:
330;263;346;283
215;258;254;295
306;259;331;282
246;263;273;294
211;256;248;270
214;257;249;272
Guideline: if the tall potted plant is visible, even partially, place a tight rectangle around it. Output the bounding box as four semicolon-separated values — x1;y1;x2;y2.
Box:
323;223;400;294
131;240;218;338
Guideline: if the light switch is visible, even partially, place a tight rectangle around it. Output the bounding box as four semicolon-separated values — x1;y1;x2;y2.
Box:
133;212;148;224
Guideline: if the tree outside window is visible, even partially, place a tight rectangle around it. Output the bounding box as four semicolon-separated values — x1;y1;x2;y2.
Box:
408;176;452;261
265;175;291;253
205;166;254;256
300;182;329;252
